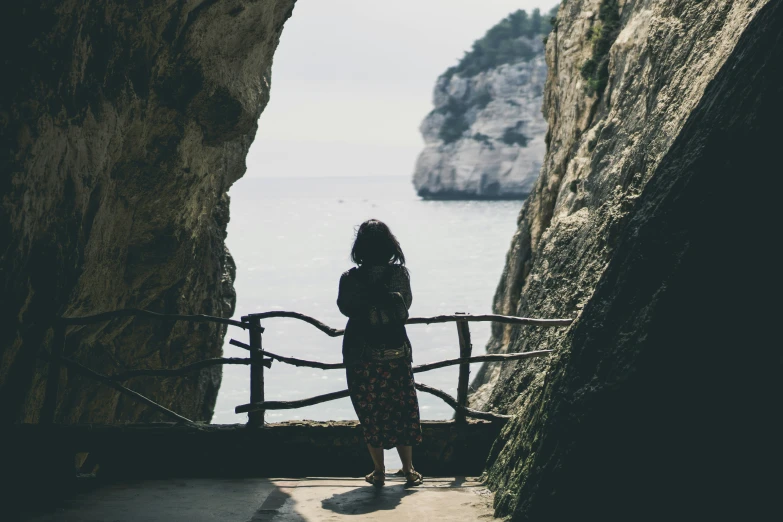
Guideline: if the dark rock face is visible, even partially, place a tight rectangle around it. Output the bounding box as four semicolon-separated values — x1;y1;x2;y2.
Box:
0;1;296;424
473;0;781;519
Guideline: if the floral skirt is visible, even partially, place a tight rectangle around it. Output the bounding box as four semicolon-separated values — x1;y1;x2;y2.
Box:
346;360;423;449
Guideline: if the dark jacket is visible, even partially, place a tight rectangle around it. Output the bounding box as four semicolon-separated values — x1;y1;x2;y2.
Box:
337;264;413;364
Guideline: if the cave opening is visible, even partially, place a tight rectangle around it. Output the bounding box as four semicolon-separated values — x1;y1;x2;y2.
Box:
212;2;559;471
4;0;781;519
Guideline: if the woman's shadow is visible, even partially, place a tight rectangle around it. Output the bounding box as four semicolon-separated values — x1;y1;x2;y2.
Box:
321;484;417;515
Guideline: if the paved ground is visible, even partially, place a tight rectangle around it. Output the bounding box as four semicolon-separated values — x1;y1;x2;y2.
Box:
20;475;497;521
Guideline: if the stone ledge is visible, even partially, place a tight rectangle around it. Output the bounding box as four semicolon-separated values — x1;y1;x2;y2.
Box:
9;420;503;480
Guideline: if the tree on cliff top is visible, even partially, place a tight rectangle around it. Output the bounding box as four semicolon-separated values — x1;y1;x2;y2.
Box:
444;6;558;79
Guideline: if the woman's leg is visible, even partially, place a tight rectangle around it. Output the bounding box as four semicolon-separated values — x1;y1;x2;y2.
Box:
367;444;385;473
396;445;413;473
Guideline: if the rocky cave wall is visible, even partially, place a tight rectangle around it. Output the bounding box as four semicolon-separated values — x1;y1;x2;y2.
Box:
0;0;296;424
472;0;781;519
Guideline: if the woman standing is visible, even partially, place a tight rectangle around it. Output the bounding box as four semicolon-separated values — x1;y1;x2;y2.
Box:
337;219;423;487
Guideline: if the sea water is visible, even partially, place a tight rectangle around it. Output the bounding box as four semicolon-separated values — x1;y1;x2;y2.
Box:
213;175;521;466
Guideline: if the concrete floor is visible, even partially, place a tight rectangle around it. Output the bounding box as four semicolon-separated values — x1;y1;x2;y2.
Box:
20;475;497;521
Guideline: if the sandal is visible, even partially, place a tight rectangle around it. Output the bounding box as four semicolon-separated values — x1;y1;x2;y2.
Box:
365;469;385;487
404;469;423;487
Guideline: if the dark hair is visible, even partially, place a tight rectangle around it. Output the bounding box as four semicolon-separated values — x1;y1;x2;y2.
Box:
350;219;406;266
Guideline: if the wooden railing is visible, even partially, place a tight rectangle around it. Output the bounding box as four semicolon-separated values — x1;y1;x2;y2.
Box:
41;309;573;426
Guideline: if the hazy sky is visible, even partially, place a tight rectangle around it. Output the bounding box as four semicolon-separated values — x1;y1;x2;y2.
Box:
244;0;560;179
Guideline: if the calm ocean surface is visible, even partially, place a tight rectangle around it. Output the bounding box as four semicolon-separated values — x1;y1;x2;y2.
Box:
213;176;521;455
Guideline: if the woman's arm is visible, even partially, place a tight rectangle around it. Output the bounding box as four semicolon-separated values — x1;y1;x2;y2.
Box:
337;267;413;322
337;271;370;318
389;266;412;310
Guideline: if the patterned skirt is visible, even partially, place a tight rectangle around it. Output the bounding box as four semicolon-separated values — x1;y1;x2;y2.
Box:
346;360;423;449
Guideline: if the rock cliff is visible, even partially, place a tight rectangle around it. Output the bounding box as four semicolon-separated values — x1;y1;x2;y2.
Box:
413;10;554;199
472;0;781;519
0;1;295;424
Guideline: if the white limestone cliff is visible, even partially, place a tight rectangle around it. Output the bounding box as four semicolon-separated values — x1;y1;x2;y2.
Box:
413;37;548;199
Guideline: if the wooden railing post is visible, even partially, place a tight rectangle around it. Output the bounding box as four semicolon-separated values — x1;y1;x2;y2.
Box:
455;313;472;424
247;316;265;427
41;321;65;424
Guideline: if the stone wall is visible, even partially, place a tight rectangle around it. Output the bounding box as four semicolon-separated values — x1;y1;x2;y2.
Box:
8;420;503;492
473;0;781;519
0;1;296;424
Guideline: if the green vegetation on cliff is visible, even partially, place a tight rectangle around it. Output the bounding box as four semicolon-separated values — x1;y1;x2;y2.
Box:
433;6;558;145
444;6;558;80
436;90;492;144
580;0;621;97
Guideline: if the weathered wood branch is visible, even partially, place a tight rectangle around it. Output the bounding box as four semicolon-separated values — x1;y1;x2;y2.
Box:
230;339;346;369
61;357;195;425
255;347;344;370
247;316;265;427
412;350;553;373
229;339;250;350
235;389;351;413
243;311;344;337
406;314;573;327
240;311;573;338
229;339;551;372
455;319;472;424
414;383;511;422
107;358;256;381
58;308;263;332
236;383;511;422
